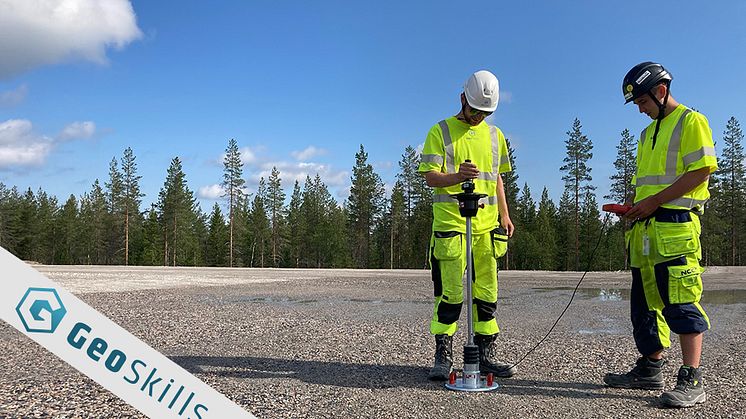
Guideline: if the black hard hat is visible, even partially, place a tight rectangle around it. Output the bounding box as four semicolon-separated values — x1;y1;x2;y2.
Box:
622;62;672;104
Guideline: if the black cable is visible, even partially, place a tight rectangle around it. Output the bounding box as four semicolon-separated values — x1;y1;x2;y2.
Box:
508;212;613;369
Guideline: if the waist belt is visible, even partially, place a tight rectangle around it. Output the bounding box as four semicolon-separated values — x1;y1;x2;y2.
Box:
653;207;693;223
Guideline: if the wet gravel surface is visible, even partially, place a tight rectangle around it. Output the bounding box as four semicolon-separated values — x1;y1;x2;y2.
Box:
1;266;745;418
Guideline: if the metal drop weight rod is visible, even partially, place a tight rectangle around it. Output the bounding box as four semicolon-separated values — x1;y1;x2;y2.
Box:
445;160;498;392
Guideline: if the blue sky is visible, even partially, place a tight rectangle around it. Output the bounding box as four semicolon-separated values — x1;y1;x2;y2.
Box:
1;1;744;212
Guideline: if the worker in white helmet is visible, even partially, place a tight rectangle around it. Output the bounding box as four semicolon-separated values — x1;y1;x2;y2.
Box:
418;70;515;380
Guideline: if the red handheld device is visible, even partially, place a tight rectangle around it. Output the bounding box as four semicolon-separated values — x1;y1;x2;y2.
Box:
602;204;632;215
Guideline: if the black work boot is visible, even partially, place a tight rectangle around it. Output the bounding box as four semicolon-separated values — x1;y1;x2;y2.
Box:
660;366;706;408
474;334;516;378
427;334;453;381
603;356;666;390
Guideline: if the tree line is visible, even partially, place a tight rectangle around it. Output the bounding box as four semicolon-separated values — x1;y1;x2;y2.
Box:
0;117;743;269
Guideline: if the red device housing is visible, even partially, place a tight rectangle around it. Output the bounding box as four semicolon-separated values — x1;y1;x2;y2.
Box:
602;204;632;215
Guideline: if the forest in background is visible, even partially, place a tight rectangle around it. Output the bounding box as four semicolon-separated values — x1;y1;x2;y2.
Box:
0;117;743;270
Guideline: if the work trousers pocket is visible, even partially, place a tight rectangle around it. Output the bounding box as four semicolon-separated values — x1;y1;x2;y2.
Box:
491;227;508;258
667;263;703;304
655;221;698;258
433;231;462;260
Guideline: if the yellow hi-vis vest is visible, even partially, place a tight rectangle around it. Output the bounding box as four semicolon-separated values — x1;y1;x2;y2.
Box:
632;104;718;212
418;117;511;235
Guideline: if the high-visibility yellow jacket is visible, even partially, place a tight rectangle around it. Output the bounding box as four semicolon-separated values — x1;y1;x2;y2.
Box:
632;104;718;211
418;117;511;235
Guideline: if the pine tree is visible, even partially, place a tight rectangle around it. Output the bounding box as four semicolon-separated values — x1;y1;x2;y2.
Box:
389;180;407;268
318;175;350;268
511;183;538;269
221;139;245;267
284;180;303;267
0;183;6;250
79;180;108;264
535;187;558;270
371;196;391;269
235;194;252;267
398;146;418;220
189;206;208;267
35;189;58;264
121;147;144;266
248;178;270;267
501;139;520;269
156;157;198;266
13;188;37;261
400;145;432;268
105;158;124;264
606;129;636;204
205;203;227;266
56;195;78;264
265;167;286;267
560;118;594;270
557;189;574;270
141;206;162;266
330;204;352;268
346;145;385;268
717;117;745;265
606;129;636;269
0;184;20;254
579;190;602;270
517;183;536;229
300;174;347;267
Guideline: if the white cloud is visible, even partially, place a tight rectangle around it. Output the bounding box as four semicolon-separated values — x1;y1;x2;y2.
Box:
58;121;96;141
215;145;259;167
0;0;143;79
0;84;28;106
247;161;348;189
500;90;513;104
198;184;225;200
291;145;326;161
0;118;101;169
239;146;257;165
0;119;53;168
207;146;350;202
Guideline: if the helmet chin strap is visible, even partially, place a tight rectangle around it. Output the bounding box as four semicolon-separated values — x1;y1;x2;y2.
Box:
647;83;671;149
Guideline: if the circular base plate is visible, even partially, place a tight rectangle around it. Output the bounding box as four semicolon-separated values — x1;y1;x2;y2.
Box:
444;378;499;392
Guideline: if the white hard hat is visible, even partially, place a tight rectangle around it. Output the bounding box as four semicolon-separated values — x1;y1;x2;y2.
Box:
464;70;499;112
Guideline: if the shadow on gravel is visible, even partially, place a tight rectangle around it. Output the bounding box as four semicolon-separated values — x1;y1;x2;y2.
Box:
498;379;658;402
171;355;433;389
171;356;655;402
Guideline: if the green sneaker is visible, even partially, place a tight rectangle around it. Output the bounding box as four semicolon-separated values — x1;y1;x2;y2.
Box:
660;366;706;408
603;357;665;390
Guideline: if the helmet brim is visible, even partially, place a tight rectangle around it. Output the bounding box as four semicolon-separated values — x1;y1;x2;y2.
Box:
465;96;498;112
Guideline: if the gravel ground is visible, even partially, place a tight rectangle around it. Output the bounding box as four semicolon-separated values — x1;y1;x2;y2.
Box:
1;266;745;418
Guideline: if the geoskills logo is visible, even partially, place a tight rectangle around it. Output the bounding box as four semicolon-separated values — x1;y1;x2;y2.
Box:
65;322;210;418
3;248;253;417
16;287;67;333
14;286;210;418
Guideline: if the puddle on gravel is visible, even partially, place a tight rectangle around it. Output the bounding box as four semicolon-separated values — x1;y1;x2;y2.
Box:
219;296;432;306
578;328;623;335
228;296;319;305
532;287;746;305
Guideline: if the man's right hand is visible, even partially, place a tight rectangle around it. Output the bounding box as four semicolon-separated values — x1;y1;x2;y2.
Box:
458;161;479;181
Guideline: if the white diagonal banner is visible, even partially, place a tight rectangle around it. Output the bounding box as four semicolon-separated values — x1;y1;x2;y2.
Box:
0;246;255;418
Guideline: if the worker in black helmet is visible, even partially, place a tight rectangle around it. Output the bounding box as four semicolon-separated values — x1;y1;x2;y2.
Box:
603;62;718;408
